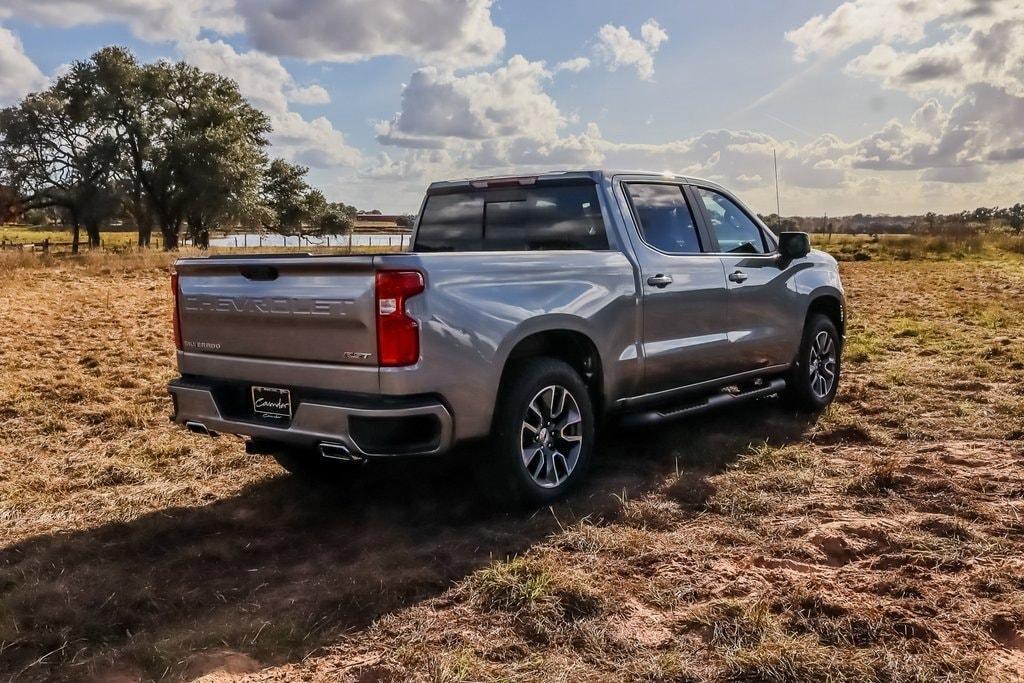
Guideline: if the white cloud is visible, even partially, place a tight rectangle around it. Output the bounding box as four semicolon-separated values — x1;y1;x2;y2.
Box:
851;85;1024;172
785;0;955;61
0;0;240;43
376;56;565;147
286;84;330;105
234;0;505;67
181;39;294;115
0;24;47;105
181;39;358;168
273;112;362;167
781;0;1024;193
593;129;852;191
334;0;1024;212
0;0;505;67
786;0;1024;61
595;18;667;81
640;19;669;50
921;165;989;183
844;12;1024;97
555;57;591;74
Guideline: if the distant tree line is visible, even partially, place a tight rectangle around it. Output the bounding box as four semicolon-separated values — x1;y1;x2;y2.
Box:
0;47;358;252
760;204;1024;237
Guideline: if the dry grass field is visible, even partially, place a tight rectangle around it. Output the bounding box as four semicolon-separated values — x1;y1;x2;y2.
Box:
1;239;1023;682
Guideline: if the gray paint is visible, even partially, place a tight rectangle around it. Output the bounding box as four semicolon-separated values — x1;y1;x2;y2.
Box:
171;170;845;452
171;382;453;455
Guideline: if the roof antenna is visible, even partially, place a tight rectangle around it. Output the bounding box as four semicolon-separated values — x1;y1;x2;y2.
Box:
773;147;782;231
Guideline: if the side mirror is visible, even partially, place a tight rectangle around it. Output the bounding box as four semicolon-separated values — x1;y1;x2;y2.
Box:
779;231;811;260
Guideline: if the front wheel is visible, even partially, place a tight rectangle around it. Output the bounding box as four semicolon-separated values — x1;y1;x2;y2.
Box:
784;313;841;412
482;358;596;507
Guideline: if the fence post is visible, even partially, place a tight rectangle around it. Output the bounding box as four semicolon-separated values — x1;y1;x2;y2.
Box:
42;238;49;254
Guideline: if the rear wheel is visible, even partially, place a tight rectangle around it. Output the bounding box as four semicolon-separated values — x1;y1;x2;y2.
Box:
784;313;841;411
482;358;595;507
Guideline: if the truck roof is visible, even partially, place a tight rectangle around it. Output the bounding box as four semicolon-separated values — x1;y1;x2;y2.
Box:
426;169;727;193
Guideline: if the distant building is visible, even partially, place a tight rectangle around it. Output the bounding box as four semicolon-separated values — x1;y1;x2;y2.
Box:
353;214;409;233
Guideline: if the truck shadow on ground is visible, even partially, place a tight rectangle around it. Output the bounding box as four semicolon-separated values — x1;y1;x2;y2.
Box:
0;399;816;681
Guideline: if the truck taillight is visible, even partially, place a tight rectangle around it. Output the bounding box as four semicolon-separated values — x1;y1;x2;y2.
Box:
375;270;424;367
171;271;182;351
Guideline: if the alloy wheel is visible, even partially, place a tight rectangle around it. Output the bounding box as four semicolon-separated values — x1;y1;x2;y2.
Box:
519;385;583;488
808;330;838;399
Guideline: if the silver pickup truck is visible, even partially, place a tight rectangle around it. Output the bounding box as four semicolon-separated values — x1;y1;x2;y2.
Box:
170;170;844;504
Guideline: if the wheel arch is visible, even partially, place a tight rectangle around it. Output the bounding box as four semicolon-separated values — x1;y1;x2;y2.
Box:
806;291;846;340
497;326;605;418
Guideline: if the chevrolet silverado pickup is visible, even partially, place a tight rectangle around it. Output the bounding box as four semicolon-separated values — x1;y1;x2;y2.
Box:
169;170;845;504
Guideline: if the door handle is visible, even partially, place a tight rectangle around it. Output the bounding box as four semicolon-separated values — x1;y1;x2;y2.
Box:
646;273;673;288
728;270;748;283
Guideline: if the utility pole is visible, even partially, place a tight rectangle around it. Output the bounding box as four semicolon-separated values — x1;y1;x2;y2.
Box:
773;148;782;231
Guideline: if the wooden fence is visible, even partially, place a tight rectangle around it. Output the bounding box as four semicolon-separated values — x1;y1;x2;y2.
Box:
0;238;80;253
0;238;148;253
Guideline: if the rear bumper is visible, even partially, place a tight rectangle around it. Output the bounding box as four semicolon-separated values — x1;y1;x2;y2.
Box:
168;377;454;457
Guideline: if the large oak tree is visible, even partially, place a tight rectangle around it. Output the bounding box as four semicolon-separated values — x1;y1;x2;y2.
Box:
87;47;270;249
1;47;272;250
0;70;120;252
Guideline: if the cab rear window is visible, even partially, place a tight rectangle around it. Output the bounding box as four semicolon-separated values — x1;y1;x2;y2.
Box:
415;182;608;252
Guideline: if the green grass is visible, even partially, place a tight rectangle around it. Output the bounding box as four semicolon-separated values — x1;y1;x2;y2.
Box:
468;556;555;612
810;233;1018;261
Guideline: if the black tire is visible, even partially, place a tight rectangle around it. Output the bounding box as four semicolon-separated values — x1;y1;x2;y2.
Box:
481;358;596;508
784;313;841;412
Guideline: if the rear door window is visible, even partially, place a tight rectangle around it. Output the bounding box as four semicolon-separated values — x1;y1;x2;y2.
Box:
414;193;485;252
625;183;703;254
695;187;768;254
415;182;608;252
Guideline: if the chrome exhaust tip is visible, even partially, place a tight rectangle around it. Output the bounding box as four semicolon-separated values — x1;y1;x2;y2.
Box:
185;421;211;436
319;442;365;463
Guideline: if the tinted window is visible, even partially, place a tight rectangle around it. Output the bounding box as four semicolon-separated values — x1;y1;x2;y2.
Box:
626;184;702;254
696;188;767;254
415;183;608;252
415;193;484;252
484;184;607;250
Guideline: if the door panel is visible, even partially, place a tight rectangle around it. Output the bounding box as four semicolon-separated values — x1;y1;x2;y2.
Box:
641;255;733;391
621;182;732;394
690;185;799;373
718;254;797;372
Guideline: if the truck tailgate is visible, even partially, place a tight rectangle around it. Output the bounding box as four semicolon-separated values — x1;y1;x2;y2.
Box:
174;255;378;366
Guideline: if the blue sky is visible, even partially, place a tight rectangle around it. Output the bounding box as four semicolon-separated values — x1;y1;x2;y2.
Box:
1;0;1022;215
